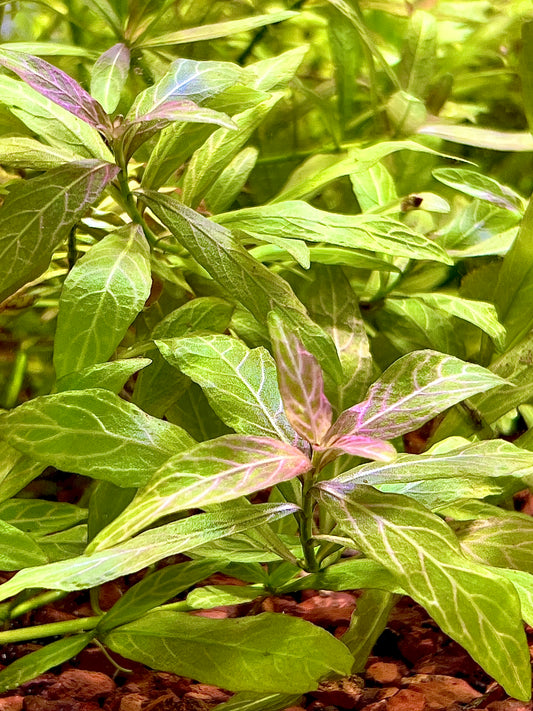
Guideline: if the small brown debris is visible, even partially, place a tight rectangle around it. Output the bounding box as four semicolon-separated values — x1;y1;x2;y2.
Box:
44;670;115;701
404;674;482;709
366;662;404;686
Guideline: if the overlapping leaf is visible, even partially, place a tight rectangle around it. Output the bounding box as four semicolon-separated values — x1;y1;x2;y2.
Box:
90;43;130;114
327;350;506;441
0;389;194;487
317;483;531;700
0;49;110;131
54;224;152;378
457;516;533;574
0;504;298;598
89;435;311;551
268;311;332;445
0;136;77;169
0;160;119;303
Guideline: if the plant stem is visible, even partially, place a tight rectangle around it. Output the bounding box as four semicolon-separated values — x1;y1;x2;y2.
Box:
7;590;69;621
0;616;100;644
299;472;319;572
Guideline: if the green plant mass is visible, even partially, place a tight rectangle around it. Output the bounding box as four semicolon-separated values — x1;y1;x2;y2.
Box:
3;0;533;707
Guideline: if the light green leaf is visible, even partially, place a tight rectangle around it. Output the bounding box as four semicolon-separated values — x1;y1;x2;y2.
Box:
0;503;298;598
186;584;264;610
457;516;533;574
418;123;533;151
398;11;437;99
139;11;298;48
128;58;243;119
98;559;219;633
0;445;45;504
0;518;47;570
140;191;343;382
520;21;533;133
166;384;231;441
318;483;531;701
54;224;151;378
215;201;453;265
328;350;506;441
0;160;119;303
350;162;397;212
133;297;233;418
0;136;77;168
493;569;533;627
400;293;506;350
156;334;296;443
90;43;130;114
0;389;194;487
87;481;136;542
0;633;94;694
104;610;352;693
214;692;302;711
205;146;259;214
0;75;112;160
0;499;87;534
182;93;282;208
433;168;525;213
0;42;95;57
38;525;88;562
281;557;401;594
242;46;308;92
91;435;310;550
56;358;151;394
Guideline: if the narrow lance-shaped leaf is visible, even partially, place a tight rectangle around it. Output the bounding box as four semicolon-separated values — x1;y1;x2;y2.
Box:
0;389;194;487
417;123;533;152
141;191;343;382
128;58;243;119
56;358;151;394
53;224;152;378
317;483;531;701
90;435;311;551
0;160;119;303
0;136;77;169
0;503;299;599
90;43;130;114
318;435;396;466
326;350;507;442
156;334;296;443
0;519;47;570
103;611;352;694
520;21;533;134
268;311;332;445
0;49;111;131
433;168;525;213
456;516;533;574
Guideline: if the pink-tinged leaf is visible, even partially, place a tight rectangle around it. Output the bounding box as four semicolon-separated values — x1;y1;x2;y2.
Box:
268;311;332;445
89;434;310;550
119;100;236;160
319;435;397;466
90;43;130;114
0;49;111;132
326;350;507;442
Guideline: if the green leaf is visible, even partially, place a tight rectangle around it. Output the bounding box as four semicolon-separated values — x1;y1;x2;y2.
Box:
205;146;259;214
327;8;361;134
0;389;194;487
133;297;233;418
186;584;264;609
140;191;343;382
0;518;47;569
281;557;401;594
433;168;525;213
0;504;298;598
90;435;310;550
38;525;88;562
140;11;298;48
128;58;243;119
166;384;231;441
56;358;151;393
268;311;332;445
328;350;507;441
90;43;130;114
0;42;95;57
0;445;45;504
520;21;533;133
87;481;136;542
242;46;308;92
182;93;282;208
103;611;352;693
0;160;119;303
493;196;533;350
0;499;87;534
492;568;533;628
317;483;531;701
0;136;77;169
215;201;452;265
350;162;397;212
0;75;112;160
398;11;437;99
342;590;399;673
0;633;94;694
214;692;302;711
405;293;506;350
53;225;151;378
457;516;533;574
156;334;296;443
418;123;533;151
98;559;219;633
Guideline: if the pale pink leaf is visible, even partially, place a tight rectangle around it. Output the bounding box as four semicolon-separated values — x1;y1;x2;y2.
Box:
268;310;332;445
318;434;397;467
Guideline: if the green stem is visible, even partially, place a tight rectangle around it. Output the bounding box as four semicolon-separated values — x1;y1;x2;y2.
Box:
0;616;100;644
299;472;319;572
2;346;29;409
7;590;69;621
